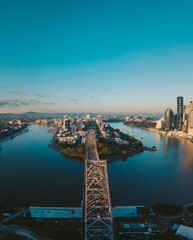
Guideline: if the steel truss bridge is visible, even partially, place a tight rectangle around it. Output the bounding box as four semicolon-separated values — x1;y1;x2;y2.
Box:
83;130;113;240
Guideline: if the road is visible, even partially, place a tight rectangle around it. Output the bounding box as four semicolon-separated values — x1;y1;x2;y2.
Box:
0;209;29;224
0;224;44;240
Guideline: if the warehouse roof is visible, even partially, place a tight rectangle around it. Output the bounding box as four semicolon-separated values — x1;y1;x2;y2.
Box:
176;225;193;239
30;205;150;219
29;207;82;219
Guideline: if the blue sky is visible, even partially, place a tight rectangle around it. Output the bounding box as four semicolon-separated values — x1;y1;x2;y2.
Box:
0;0;193;113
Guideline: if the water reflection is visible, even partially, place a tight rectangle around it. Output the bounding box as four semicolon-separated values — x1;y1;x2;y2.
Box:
109;122;193;206
0;125;84;207
182;143;193;169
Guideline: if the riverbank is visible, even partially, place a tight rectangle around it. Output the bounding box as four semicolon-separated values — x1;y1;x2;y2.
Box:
123;122;193;143
49;141;84;162
49;140;143;163
0;126;29;143
124;120;156;129
149;128;193;143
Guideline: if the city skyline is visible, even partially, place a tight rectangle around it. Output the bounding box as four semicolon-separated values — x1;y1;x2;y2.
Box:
1;0;193;113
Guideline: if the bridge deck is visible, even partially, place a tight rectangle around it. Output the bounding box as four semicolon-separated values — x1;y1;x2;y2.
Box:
84;130;113;240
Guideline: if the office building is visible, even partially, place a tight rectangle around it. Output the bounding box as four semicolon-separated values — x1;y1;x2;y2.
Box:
188;110;193;136
174;114;178;129
182;101;193;135
63;119;71;131
182;120;188;133
71;124;77;133
165;108;174;131
189;101;193;111
177;96;184;130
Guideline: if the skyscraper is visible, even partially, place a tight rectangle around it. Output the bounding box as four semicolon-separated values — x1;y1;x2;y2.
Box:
63;119;71;131
165;108;174;131
188;111;193;135
174;114;178;129
177;96;184;130
188;101;193;135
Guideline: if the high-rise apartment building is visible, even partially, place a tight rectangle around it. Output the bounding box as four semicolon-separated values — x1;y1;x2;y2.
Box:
189;101;193;111
188;101;193;135
63;119;71;131
174;114;178;129
188;111;193;135
182;101;193;135
165;108;174;131
177;96;184;130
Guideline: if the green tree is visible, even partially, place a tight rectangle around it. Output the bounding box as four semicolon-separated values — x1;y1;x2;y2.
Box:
122;150;127;156
77;147;85;154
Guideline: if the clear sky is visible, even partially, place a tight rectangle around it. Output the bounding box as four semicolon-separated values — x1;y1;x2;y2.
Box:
0;0;193;113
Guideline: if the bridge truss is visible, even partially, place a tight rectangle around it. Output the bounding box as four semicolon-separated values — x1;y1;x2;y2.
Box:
84;130;113;240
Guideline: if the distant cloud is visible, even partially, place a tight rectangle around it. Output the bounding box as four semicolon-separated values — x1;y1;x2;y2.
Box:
45;102;55;105
0;98;40;107
85;95;95;99
10;90;27;95
0;99;9;106
68;97;78;102
36;93;43;98
10;90;20;94
68;97;78;104
115;92;120;95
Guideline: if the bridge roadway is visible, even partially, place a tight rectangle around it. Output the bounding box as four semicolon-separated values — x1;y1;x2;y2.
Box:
84;130;113;240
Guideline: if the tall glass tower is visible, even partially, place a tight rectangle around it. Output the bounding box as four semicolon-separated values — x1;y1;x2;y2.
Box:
165;108;174;130
177;96;184;130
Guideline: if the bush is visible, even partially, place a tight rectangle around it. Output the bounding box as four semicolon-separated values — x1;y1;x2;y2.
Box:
122;150;127;156
77;147;85;154
99;147;112;156
97;142;104;149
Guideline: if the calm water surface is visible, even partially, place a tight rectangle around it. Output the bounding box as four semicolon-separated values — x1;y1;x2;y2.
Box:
0;123;193;207
0;125;84;207
109;122;193;206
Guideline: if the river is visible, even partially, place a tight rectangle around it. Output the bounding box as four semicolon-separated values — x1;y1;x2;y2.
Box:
0;124;84;207
0;123;193;207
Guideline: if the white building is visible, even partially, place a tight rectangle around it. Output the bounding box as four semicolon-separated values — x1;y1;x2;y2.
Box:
115;138;128;145
176;225;193;239
125;116;130;121
156;117;165;129
86;114;91;120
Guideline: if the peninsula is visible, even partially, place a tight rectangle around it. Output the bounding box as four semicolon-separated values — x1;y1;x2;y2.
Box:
50;117;144;161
